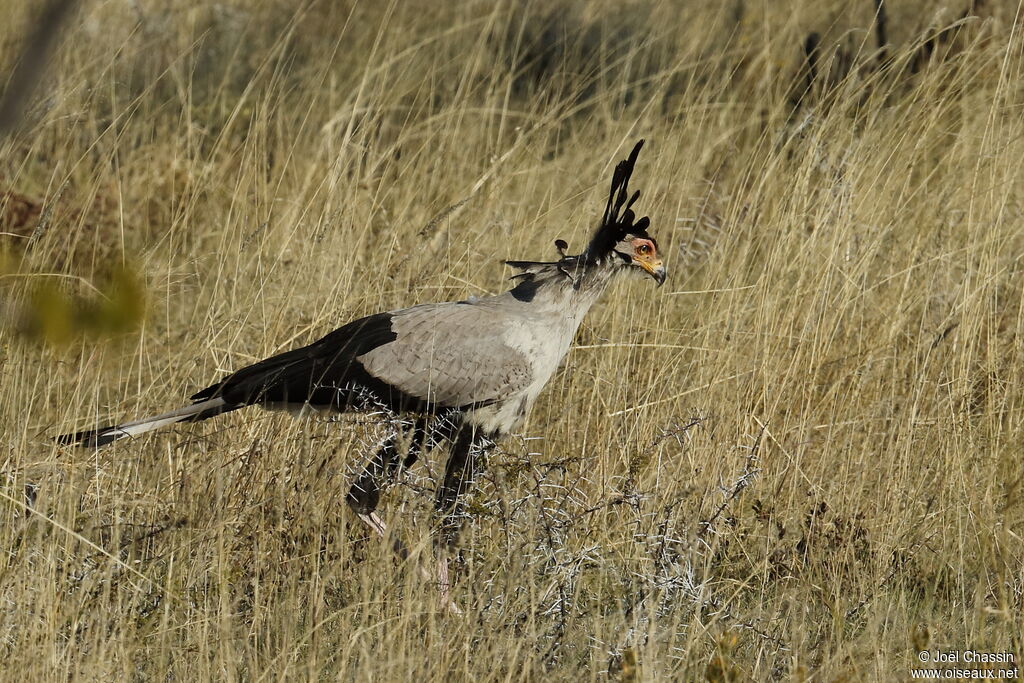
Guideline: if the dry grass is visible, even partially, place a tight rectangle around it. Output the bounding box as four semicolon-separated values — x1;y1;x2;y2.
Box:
1;0;1023;680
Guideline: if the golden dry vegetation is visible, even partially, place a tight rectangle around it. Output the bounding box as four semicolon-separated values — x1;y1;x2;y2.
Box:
1;0;1023;680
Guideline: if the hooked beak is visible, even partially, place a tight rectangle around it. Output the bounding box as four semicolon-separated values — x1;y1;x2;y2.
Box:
637;259;667;287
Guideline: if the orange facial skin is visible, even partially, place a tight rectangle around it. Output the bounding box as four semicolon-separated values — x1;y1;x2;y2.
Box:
630;237;666;285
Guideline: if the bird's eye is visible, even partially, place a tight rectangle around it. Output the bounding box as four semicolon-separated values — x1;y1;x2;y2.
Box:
636;244;651;256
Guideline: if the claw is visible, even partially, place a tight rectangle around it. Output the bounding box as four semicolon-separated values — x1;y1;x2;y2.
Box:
357;512;387;538
355;510;462;614
436;555;463;616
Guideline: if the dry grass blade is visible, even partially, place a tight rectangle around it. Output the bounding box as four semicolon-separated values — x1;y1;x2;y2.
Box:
0;0;78;136
1;0;1022;680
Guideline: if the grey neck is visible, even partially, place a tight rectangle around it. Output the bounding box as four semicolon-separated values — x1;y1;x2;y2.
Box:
507;254;619;324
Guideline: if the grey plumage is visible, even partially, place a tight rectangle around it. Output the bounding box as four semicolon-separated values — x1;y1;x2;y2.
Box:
56;140;665;610
358;302;534;410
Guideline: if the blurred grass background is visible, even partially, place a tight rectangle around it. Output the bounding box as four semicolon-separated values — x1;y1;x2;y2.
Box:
1;0;1022;679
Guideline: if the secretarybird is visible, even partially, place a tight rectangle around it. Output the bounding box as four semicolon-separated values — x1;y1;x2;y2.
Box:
57;140;665;609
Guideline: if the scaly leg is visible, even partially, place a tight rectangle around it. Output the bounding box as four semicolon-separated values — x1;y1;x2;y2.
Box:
433;424;494;613
346;413;462;553
345;417;429;533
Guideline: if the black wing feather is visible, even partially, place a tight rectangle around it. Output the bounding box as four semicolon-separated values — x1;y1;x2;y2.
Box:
190;312;432;412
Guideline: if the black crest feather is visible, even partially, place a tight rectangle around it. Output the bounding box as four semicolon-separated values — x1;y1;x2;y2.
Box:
586;139;652;258
505;140;652;281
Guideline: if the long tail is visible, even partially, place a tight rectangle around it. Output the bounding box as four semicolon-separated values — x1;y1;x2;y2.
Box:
56;397;234;448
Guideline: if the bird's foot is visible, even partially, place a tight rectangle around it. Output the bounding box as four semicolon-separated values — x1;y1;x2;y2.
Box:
357;511;387;538
436;555;463;616
355;510;461;614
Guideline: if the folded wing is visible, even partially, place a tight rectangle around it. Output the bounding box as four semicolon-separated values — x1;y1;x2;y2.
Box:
190;303;533;413
357;302;533;408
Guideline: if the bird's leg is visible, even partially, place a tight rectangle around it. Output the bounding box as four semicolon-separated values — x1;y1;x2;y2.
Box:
434;426;478;546
345;417;429;543
345;436;397;537
346;413;463;558
433;425;493;613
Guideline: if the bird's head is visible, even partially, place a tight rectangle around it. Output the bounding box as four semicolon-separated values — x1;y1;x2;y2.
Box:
506;140;664;289
609;234;665;286
585;140;666;286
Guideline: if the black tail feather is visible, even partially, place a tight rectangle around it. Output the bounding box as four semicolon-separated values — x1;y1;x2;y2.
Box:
55;426;122;448
180;402;238;423
55;397;237;449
